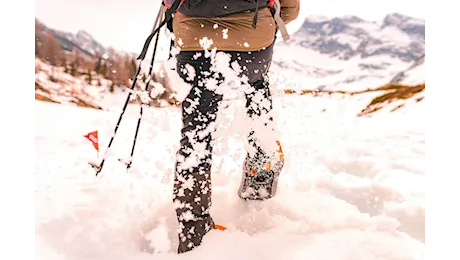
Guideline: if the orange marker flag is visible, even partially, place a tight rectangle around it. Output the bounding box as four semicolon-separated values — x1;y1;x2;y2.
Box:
84;130;99;151
214;224;228;231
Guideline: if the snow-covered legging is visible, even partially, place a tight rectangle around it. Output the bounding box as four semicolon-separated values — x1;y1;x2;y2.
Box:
173;41;279;253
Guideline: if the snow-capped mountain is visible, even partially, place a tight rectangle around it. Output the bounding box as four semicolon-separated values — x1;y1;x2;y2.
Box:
271;13;424;92
285;13;424;62
35;18;132;59
55;30;107;57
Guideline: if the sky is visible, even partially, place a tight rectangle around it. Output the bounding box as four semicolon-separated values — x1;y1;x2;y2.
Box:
35;0;425;54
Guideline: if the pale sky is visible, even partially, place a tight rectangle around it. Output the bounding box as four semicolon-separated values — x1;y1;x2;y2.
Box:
35;0;425;54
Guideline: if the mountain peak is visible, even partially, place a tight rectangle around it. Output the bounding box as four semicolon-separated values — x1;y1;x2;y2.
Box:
340;15;364;23
76;30;94;42
382;12;424;26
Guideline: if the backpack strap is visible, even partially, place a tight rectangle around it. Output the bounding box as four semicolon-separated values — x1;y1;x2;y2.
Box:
272;0;290;41
252;1;260;28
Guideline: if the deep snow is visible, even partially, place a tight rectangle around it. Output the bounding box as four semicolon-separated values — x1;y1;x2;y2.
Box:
35;84;424;259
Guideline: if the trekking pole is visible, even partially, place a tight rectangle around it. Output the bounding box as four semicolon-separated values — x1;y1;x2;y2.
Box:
121;6;165;170
91;3;170;176
137;0;182;60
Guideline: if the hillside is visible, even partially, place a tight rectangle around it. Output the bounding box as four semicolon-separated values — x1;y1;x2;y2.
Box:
35;18;138;88
35;58;179;110
283;55;425;116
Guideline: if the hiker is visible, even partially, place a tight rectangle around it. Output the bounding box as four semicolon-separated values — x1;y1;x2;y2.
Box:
166;0;300;253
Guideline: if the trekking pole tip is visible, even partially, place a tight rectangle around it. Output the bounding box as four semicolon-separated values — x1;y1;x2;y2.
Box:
89;162;102;176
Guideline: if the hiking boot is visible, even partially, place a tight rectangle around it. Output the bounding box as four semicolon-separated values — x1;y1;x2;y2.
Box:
238;142;284;200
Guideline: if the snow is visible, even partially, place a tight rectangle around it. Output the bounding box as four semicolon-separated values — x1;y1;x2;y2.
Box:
399;61;425;85
347;20;416;47
270;44;414;92
35;58;129;108
331;33;362;50
377;26;412;45
36;75;425;260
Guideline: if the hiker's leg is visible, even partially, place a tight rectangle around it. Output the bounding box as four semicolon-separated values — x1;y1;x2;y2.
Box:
173;51;223;253
239;42;281;167
234;42;284;199
245;78;280;167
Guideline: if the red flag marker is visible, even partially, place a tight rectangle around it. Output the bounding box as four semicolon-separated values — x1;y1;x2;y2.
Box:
84;130;99;151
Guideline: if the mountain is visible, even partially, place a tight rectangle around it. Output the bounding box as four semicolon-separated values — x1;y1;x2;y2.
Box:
35;12;424;65
35;18;131;59
271;13;424;92
35;13;424;114
35;17;143;91
284;13;424;62
54;29;107;58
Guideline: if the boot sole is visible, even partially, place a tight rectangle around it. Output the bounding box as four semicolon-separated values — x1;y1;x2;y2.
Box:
237;159;284;200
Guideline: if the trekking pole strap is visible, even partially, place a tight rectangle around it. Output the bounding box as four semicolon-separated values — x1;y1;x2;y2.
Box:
137;0;181;60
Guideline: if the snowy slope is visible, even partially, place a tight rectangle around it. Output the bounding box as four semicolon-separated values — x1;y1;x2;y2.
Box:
35;58;129;109
35;57;181;110
35;86;425;259
390;55;425;85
